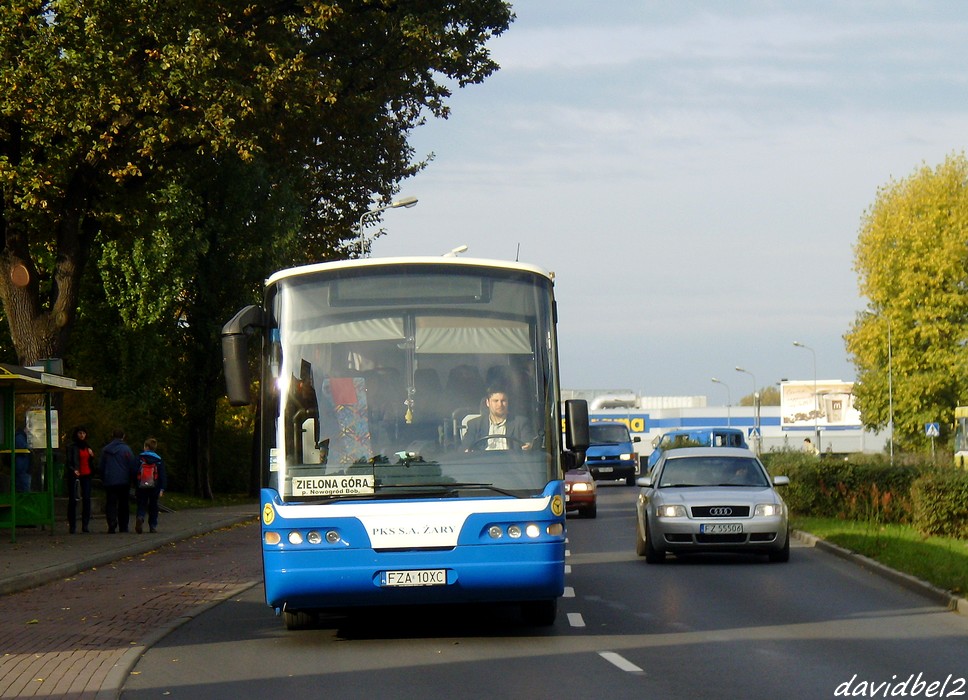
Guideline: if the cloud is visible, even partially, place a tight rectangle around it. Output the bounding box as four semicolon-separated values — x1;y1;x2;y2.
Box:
378;2;968;395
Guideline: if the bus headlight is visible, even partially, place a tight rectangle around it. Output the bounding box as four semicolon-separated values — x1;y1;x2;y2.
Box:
288;531;304;545
264;531;281;545
307;531;322;545
325;530;341;544
488;525;503;539
508;525;523;539
525;524;541;538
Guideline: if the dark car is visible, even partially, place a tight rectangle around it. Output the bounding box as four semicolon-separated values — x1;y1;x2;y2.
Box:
564;465;597;518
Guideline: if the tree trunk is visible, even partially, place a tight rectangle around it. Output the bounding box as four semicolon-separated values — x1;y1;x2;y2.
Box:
0;169;94;367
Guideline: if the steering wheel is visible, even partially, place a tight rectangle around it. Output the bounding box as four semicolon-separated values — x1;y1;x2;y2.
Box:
466;434;529;452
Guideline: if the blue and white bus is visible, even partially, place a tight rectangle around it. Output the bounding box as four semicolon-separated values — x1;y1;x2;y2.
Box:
222;257;589;628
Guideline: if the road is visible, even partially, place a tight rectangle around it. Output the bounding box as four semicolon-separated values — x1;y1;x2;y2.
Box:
121;485;968;699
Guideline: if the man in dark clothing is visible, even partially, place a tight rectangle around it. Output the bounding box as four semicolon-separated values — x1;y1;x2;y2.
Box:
14;428;31;493
461;386;534;451
100;429;138;533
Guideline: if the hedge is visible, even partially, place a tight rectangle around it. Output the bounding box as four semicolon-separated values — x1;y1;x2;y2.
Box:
761;451;968;538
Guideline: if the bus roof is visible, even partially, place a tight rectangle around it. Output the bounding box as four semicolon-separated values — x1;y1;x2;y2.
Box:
265;256;554;287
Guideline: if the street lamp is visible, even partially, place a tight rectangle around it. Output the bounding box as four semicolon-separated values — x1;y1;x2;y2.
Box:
793;340;820;452
735;366;759;451
711;377;732;427
357;195;419;256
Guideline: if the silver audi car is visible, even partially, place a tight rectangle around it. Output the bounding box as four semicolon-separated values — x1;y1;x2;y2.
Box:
635;446;790;563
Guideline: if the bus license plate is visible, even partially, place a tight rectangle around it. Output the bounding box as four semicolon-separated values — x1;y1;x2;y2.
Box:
700;523;743;534
382;569;447;587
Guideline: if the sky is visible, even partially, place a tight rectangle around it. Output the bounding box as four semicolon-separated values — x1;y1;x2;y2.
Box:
368;1;968;403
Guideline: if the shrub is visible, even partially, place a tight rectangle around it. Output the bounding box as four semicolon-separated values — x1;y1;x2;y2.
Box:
910;469;968;538
761;451;921;525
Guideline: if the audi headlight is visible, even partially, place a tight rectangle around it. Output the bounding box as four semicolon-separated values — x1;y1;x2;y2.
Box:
656;504;686;518
571;482;592;493
754;503;784;517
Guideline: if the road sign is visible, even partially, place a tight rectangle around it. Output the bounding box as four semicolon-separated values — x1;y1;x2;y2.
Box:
925;423;940;438
748;427;760;439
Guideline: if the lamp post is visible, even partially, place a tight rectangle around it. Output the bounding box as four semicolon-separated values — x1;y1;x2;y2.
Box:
793;340;820;452
711;377;732;427
735;366;758;452
357;195;418;256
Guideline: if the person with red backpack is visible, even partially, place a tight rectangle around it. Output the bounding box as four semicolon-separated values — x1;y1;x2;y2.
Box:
135;437;167;534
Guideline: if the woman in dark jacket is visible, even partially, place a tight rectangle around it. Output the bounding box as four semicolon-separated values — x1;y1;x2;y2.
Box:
64;426;96;534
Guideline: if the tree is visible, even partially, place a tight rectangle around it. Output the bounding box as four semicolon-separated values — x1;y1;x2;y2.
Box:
2;0;514;495
738;385;779;407
845;153;968;450
1;0;513;366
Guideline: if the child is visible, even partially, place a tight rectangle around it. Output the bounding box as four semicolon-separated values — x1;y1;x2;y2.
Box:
135;437;167;534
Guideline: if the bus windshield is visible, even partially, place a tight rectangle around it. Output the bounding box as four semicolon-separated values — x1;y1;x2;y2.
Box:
265;261;560;501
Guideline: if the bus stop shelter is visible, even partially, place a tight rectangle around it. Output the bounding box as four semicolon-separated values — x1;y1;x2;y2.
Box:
0;363;93;541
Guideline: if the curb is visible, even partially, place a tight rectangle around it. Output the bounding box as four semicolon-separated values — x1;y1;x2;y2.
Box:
793;529;967;616
96;579;260;700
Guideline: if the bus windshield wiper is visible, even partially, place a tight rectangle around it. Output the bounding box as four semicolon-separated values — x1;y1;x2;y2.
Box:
377;482;519;497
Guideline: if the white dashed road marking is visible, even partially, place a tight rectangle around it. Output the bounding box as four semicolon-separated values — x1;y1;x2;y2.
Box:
599;651;644;673
567;612;585;627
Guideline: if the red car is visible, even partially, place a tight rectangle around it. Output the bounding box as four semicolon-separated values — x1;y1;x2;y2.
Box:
564;465;597;518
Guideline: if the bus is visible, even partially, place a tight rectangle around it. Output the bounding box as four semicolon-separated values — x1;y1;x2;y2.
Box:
222;256;590;629
955;406;968;468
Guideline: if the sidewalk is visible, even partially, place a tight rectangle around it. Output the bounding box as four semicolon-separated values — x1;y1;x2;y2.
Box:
0;503;259;699
0;503;258;597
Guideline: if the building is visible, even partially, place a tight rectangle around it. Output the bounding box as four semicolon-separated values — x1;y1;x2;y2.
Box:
564;382;889;461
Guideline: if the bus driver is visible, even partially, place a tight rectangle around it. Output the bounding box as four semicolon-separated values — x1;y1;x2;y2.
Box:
462;386;533;451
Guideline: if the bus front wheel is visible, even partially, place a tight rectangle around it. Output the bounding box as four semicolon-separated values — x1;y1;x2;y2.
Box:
283;609;318;630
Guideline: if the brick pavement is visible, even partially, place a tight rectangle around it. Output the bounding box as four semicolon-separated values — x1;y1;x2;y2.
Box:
0;520;261;699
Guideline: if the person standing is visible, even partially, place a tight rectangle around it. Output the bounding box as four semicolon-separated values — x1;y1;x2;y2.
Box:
802;437;819;456
99;429;138;534
135;437;167;534
14;427;31;493
64;426;96;534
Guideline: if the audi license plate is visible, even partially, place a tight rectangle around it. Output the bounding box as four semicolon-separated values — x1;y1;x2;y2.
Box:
382;569;447;587
700;523;743;534
596;466;613;473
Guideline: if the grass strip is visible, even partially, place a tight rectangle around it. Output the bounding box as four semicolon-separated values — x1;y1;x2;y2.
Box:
794;516;968;597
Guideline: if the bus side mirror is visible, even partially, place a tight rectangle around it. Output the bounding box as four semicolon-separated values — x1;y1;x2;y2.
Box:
221;305;264;406
564;399;590;467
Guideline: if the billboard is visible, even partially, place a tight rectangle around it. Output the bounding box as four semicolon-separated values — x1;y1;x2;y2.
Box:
781;380;861;429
